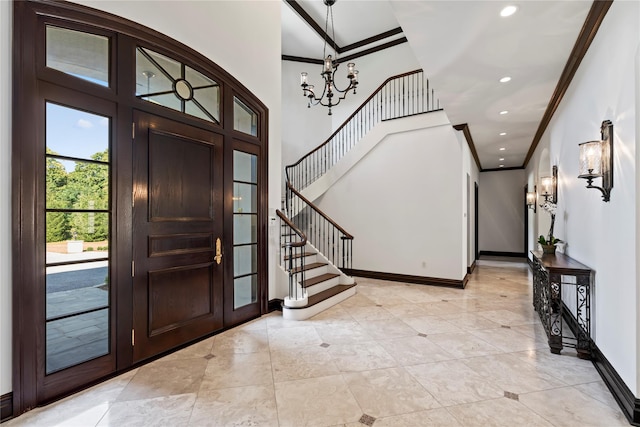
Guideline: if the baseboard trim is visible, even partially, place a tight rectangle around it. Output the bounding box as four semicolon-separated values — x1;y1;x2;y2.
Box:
467;260;477;274
1;392;12;422
561;302;640;425
478;251;526;258
342;269;466;289
268;298;283;312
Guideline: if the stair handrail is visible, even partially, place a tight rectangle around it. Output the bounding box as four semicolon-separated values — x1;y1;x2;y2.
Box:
287;182;353;239
285;68;440;189
276;209;307;302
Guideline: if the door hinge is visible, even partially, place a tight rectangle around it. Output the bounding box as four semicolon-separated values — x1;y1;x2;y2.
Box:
131;260;135;277
131;329;135;346
132;122;135;139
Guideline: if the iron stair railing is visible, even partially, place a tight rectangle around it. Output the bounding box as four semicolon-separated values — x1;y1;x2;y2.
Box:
277;209;307;302
286;182;352;271
285;69;441;192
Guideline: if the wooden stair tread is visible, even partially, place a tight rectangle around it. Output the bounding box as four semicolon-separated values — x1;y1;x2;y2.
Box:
286;284;356;310
302;273;340;288
290;262;327;274
284;251;316;261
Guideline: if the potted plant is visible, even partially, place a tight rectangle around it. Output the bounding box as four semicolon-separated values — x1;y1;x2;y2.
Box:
539;201;564;254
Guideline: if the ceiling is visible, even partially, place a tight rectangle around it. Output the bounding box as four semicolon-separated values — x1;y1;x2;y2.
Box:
281;0;594;170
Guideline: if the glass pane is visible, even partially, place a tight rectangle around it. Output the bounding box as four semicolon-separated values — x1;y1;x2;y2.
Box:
46;261;109;319
46;308;109;374
233;151;257;183
137;47;181;84
46;26;109;87
188;65;220;122
234;97;257;136
233;183;257;213
185;100;213;122
46;221;109;264
146;93;182;111
46;103;109;160
47;159;109;210
234;245;257;277
233;214;256;245
234;275;257;309
135;48;176;97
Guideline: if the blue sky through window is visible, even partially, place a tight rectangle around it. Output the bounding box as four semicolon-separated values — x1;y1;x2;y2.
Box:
46;102;109;171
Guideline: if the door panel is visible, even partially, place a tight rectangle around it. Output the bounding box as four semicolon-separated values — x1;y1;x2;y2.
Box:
132;111;223;362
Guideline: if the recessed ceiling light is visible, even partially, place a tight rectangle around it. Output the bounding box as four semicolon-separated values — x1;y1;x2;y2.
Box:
499;158;505;161
499;165;505;168
499;76;511;83
499;147;506;151
500;132;507;136
500;5;518;17
500;110;509;115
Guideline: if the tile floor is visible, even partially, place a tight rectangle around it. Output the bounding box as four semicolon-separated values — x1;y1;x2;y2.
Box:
7;258;630;426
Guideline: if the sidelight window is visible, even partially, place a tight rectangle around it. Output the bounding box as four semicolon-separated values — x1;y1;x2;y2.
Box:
45;102;111;374
233;150;258;309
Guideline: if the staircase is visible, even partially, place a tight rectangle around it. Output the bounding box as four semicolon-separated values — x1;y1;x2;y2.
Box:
278;69;441;320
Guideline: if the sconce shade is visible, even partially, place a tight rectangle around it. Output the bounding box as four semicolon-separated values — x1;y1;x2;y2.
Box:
577;120;613;202
526;192;536;206
540;176;554;197
578;140;603;178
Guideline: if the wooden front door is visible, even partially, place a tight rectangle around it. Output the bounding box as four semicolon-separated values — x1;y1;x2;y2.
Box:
132;111;224;362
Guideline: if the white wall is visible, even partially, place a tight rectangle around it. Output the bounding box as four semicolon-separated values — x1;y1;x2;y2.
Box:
525;0;639;394
478;170;526;254
1;0;282;396
0;0;12;396
314;121;465;281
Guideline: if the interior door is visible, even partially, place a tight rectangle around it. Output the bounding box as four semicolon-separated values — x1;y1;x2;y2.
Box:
132;111;224;362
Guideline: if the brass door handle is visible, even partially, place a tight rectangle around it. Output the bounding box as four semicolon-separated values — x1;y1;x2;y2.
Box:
214;237;223;265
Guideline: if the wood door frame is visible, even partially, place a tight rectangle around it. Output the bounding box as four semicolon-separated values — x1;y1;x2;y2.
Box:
12;0;269;415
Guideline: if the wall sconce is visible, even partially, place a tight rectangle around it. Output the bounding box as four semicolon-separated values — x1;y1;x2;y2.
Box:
578;120;613;202
539;165;557;204
526;186;537;212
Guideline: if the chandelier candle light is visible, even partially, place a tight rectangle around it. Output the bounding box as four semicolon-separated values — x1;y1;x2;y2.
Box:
300;0;359;115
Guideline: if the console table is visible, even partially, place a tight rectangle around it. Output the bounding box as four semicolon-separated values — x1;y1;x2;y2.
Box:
531;250;593;359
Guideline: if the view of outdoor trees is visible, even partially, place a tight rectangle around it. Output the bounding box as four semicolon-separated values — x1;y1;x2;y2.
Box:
46;148;109;243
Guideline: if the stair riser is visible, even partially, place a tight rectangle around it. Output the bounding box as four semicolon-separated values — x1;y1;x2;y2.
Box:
283;254;318;268
282;287;357;321
296;265;328;280
304;276;340;297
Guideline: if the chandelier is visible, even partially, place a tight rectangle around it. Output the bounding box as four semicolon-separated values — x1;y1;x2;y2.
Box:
299;0;359;115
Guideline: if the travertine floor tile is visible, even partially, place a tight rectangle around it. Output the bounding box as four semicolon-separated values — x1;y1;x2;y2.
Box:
98;393;196;427
201;351;273;390
377;335;454;365
446;397;554;426
427;331;502;358
519;387;629;426
271;345;340;382
212;328;269;354
343;367;440;418
274;375;362;427
372;408;462;426
406;360;504;406
117;359;207;402
189;385;278;427
328;342;397;372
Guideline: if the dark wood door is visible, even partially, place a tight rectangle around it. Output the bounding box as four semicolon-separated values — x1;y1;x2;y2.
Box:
132;111;224;362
